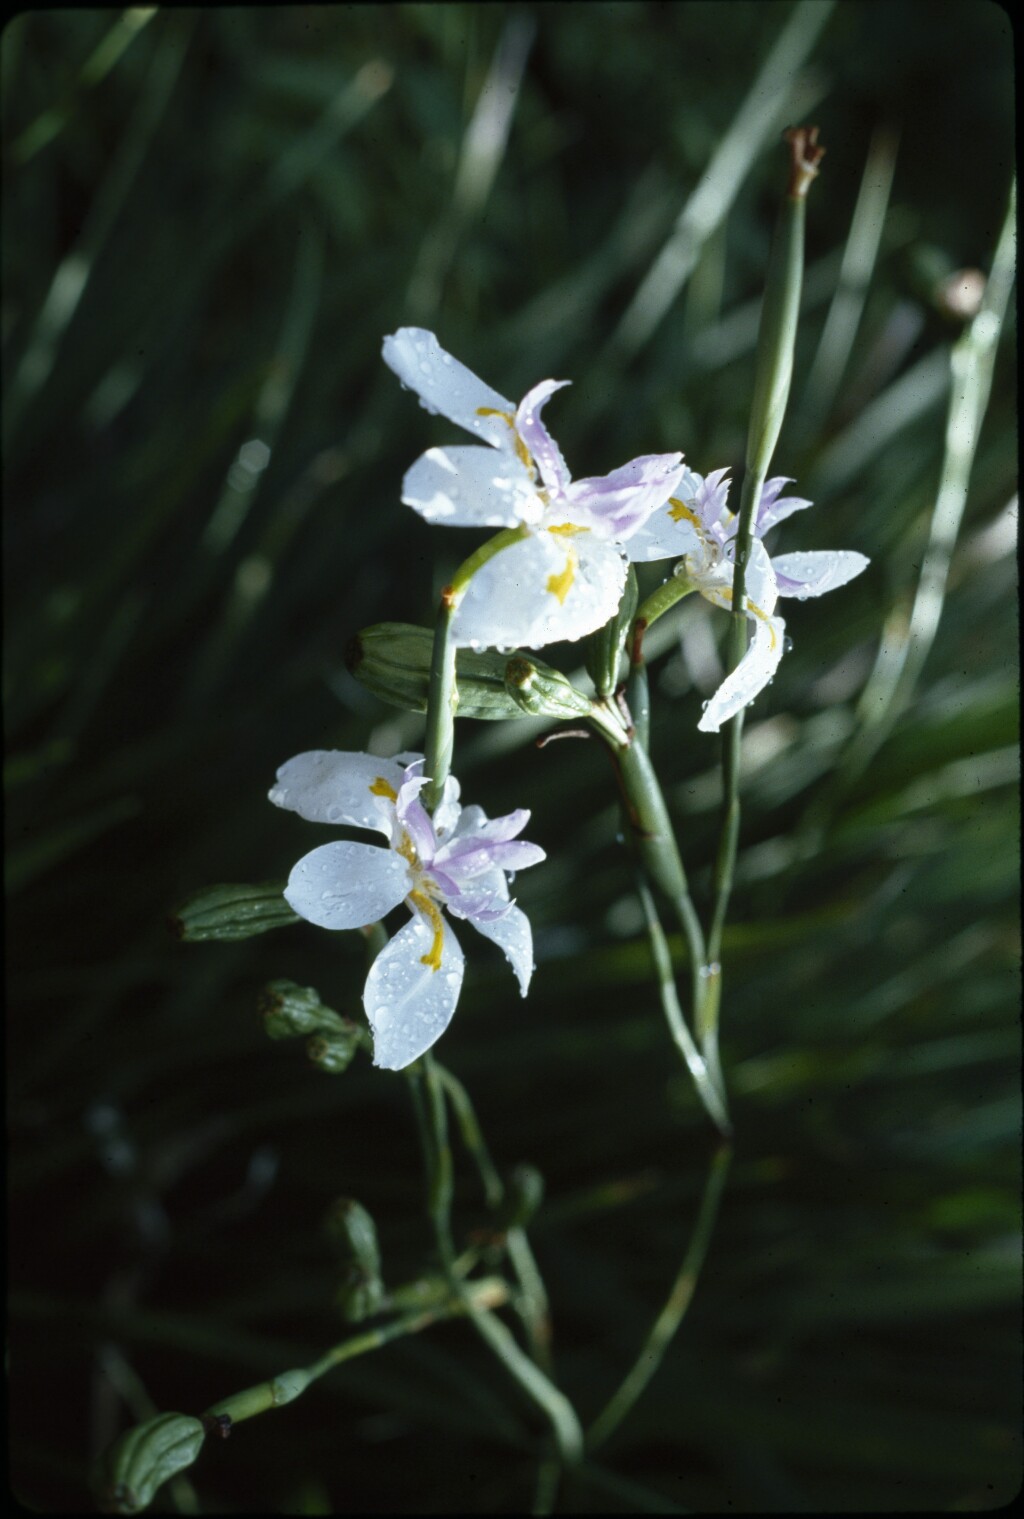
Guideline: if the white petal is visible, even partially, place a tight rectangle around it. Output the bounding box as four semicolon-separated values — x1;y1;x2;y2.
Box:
697;611;786;733
382;328;517;450
363;911;465;1070
771;550;870;599
284;842;411;930
432;775;463;840
269;751;407;834
620;466;710;562
693;538;778;617
468;902;535;995
451;530;627;649
402;445;541;528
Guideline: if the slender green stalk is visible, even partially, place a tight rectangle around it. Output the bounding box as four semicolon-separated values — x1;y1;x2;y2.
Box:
587;1140;732;1449
199;1276;510;1429
636;878;730;1136
706;127;822;1027
422;590;458;810
413;1057;584;1466
436;1061;554;1371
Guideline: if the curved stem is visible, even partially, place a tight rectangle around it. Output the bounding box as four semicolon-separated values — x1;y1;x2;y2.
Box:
586;1140;732;1450
636;878;730;1136
411;1057;583;1466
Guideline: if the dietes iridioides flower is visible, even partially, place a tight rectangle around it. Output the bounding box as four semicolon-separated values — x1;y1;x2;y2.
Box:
631;470;869;732
382;327;686;650
269;750;545;1070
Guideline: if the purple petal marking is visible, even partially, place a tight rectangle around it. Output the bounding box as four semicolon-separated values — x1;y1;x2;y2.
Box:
566;453;686;540
515;379;572;493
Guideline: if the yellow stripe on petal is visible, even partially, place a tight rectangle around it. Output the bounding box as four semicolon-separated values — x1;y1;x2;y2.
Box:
409;889;445;971
476;405;533;472
668;496;703;531
547;522;589;536
746;599;779;650
370;776;398;800
546;551;576;604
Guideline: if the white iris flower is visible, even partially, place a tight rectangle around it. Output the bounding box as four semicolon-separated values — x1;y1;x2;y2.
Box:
269;750;545;1070
633;471;870;732
382;327;686;650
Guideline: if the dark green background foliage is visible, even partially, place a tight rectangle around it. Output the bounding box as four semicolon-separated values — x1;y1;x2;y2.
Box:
5;3;1018;1512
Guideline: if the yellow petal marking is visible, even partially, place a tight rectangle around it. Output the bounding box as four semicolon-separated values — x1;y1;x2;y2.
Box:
546;550;576;605
547;522;588;536
717;588;778;650
476;406;533;472
409;889;445;971
370;776;398;800
668;496;703;531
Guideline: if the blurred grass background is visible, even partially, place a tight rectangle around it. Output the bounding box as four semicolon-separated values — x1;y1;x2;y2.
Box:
4;2;1018;1511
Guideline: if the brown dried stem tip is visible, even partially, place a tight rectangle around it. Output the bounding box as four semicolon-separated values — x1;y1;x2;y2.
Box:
784;124;825;200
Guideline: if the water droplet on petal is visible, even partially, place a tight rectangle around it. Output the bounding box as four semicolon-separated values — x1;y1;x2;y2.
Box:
783;635;794;653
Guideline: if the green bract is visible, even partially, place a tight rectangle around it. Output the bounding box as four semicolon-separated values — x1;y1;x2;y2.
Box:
95;1413;204;1515
171;883;298;942
586;566;639;699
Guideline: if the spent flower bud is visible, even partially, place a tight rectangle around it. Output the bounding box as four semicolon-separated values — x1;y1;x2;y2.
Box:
346;621;531;721
171;882;298;942
503;657;595;721
259;979;345;1039
325;1197;386;1321
95;1413;204;1515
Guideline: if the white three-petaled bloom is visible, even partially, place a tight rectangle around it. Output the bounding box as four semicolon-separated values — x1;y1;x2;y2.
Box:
382;327;686;650
630;471;870;733
269;750;545;1070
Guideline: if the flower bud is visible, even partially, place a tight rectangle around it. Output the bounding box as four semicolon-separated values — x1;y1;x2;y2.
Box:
170;882;298;942
346;621;530;721
259;979;344;1039
585;566;639;699
503;657;595;721
95;1413;205;1515
325;1197;385;1322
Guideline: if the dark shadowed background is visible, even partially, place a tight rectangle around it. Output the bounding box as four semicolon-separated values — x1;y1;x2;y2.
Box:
5;3;1019;1512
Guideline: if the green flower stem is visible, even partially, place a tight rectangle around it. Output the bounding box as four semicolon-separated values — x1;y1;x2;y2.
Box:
199;1276;511;1429
412;1056;583;1466
635;877;731;1137
422;524;532;809
626;574;696;752
422;590;458;811
634;571;696;633
610;736;706;980
450;522;531;599
586;1139;732;1450
706;128;821;1052
435;1060;554;1371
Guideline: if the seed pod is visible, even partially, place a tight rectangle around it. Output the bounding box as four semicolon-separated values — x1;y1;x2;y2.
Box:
170;882;298;942
585;566;639;698
95;1412;205;1515
345;622;530;721
259;979;345;1040
503;657;595;721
